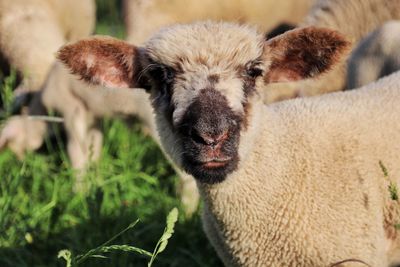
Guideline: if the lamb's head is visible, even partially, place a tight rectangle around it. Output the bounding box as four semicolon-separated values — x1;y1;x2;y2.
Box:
58;21;349;184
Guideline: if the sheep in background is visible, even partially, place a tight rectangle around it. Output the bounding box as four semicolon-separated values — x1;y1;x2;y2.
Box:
285;0;400;100
123;0;314;44
41;62;157;179
264;0;400;103
0;61;156;187
234;0;400;103
59;21;400;266
0;0;95;93
346;20;400;89
0;0;96;176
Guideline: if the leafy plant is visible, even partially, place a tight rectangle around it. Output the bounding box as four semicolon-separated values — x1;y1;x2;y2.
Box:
58;208;178;267
380;161;399;201
148;208;178;267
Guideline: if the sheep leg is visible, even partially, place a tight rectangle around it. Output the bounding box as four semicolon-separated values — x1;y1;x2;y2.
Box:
87;125;103;164
63;99;92;190
0;91;47;157
64;102;104;192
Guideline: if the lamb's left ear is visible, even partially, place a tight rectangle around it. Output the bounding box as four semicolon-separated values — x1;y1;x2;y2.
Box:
263;27;351;83
57;36;144;89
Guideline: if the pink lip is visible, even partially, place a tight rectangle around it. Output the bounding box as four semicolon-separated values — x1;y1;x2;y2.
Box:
201;158;231;168
203;161;227;168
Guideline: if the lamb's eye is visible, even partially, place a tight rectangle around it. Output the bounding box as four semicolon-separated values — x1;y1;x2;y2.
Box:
148;64;175;84
246;67;263;78
164;67;175;83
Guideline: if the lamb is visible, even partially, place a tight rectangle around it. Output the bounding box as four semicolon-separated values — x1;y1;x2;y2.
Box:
346;20;400;89
58;21;400;266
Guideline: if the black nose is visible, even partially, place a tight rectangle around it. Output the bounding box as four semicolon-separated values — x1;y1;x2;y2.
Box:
190;129;228;148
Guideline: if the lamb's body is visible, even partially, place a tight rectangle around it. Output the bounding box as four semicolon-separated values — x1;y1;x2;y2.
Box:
202;74;400;266
347;20;400;89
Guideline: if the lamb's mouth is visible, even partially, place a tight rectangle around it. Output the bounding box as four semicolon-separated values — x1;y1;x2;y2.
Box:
200;158;232;168
182;154;238;184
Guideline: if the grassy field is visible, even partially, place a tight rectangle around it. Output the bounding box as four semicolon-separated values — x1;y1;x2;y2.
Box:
0;1;223;266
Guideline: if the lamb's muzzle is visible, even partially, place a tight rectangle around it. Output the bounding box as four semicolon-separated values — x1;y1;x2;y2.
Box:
178;88;242;184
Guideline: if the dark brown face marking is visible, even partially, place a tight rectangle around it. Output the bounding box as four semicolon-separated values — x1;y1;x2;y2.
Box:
143;57;177;123
242;63;262;97
208;74;220;84
177;88;242;184
238;59;263;129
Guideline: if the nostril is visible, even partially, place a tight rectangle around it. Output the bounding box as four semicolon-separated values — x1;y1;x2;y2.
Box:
190;130;208;145
190;129;228;147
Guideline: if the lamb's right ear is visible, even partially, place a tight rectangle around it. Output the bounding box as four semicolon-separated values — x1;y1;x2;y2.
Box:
263;27;351;83
57;36;145;89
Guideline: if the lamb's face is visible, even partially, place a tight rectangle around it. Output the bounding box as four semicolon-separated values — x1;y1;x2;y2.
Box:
58;21;349;184
140;23;265;183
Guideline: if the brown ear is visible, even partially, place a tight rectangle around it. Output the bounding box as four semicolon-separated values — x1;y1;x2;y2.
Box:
57;36;144;88
264;27;351;83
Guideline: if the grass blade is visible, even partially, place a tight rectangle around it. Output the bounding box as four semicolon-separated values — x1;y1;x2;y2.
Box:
75;219;139;264
148;207;178;267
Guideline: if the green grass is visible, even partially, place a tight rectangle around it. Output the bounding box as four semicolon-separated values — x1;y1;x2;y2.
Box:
0;115;222;266
0;1;223;266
